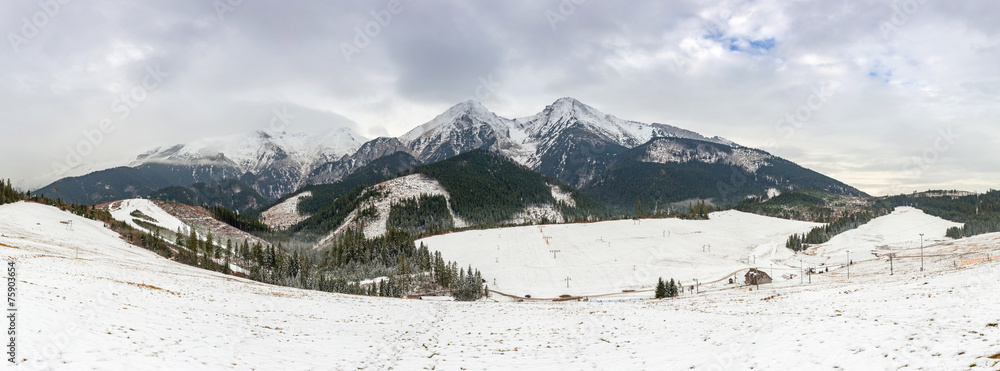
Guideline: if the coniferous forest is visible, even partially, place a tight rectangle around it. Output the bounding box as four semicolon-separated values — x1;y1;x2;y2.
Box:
785;211;875;251
0;179;22;206
386;195;454;235
414;150;557;225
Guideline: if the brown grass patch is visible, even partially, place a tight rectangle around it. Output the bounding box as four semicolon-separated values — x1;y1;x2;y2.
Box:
988;353;1000;359
128;281;180;296
0;242;19;249
105;278;180;296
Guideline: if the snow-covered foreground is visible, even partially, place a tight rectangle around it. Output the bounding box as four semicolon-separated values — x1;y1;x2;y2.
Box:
3;201;1000;370
419;210;822;297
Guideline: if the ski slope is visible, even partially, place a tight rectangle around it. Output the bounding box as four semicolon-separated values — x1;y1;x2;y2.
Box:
418;210;822;297
3;201;1000;370
107;198;190;234
803;206;963;267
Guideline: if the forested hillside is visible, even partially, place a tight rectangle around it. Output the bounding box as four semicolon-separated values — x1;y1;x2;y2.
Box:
737;188;870;222
293;151;419;216
149;179;267;214
415;150;556;225
583;138;867;213
286;150;607;240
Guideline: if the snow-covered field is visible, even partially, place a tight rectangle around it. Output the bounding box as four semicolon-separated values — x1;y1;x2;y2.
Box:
418;207;965;299
3;201;999;370
419;210;822;298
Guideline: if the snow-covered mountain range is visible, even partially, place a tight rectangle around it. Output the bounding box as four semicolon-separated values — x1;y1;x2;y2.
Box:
37;97;863;206
397;98;733;187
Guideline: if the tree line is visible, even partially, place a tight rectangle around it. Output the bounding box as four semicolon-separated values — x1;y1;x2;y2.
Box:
208;205;271;233
874;190;1000;240
0;179;22;206
785;211;876;251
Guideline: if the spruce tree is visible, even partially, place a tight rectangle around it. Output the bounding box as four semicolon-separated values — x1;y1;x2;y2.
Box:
205;232;215;259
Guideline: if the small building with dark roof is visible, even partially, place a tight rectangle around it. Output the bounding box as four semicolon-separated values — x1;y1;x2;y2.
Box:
745;268;772;285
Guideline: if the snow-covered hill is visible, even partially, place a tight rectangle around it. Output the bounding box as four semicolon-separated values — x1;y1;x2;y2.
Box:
318;174;467;245
802;206;964;267
419;209;822;297
3;201;999;369
418;207;967;298
261;191;312;230
314;174;576;246
100;198;268;248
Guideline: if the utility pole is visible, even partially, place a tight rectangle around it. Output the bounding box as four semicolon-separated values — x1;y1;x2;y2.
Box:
565;276;571;288
919;233;925;272
800;260;803;284
694;278;699;294
550;249;561;258
847;250;851;281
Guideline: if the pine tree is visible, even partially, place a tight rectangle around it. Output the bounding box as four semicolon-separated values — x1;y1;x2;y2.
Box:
206;232;215;259
655;277;666;299
188;228;199;264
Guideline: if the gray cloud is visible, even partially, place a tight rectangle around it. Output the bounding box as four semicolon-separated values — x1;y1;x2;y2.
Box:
1;0;998;196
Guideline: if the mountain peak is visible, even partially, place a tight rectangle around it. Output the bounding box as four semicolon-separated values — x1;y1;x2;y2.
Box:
553;97;583;106
447;99;490;114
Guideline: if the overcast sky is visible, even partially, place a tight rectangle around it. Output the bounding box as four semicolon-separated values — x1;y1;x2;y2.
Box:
2;0;998;195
